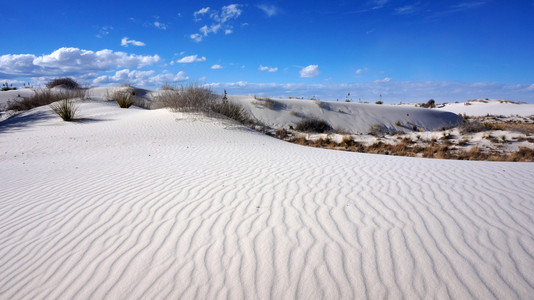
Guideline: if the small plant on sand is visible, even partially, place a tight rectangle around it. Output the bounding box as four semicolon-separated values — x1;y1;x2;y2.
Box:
375;100;383;104
50;99;78;121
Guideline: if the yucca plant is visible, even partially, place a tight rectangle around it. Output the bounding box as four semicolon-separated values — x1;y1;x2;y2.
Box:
50;99;78;121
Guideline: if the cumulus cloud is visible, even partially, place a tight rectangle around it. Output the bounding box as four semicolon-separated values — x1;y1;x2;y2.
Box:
211;64;223;69
177;55;206;63
257;4;279;17
258;65;278;72
0;47;160;77
190;4;242;41
94;69;188;86
121;37;146;47
299;65;320;78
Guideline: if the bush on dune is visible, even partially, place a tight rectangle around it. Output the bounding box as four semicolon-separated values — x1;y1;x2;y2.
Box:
295;118;333;133
46;77;80;90
156;82;217;113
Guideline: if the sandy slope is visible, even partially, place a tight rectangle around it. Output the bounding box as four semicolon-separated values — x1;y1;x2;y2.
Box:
231;95;462;133
1;100;534;299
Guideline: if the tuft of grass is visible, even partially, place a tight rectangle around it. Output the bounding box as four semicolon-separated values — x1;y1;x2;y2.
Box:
50;99;78;121
295;118;332;133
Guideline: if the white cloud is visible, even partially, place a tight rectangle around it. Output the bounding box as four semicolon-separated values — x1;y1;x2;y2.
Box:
154;21;167;30
394;5;417;15
0;47;160;77
190;33;202;42
374;77;392;83
371;0;389;9
177;55;206;63
257;4;279;17
94;69;188;86
96;26;113;38
190;4;242;41
355;67;369;74
211;64;223;69
259;65;278;72
299;65;320;78
194;7;210;21
121;37;146;47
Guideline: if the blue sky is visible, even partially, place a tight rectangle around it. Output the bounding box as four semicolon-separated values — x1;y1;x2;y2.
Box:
1;0;534;103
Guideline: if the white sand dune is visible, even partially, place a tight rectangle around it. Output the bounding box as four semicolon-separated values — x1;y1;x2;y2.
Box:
231;95;462;133
1;98;534;299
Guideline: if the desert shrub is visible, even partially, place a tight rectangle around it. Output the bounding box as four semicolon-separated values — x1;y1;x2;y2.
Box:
50;99;78;121
375;100;383;104
212;101;252;124
275;128;289;139
157;82;217;112
295;118;332;133
112;89;135;108
420;99;436;108
460;120;487;134
46;77;80;89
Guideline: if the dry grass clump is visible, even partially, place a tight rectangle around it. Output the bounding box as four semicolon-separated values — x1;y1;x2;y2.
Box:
295;118;332;133
50;99;78;121
506;147;534;162
46;77;80;89
6;88;86;111
112;89;135;108
460;119;487;134
157;82;217;113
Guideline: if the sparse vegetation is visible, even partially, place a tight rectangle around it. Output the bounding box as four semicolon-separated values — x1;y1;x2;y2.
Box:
375;101;383;104
157;82;217;112
420;99;436;108
50;99;78;121
6;88;86;111
2;82;17;91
